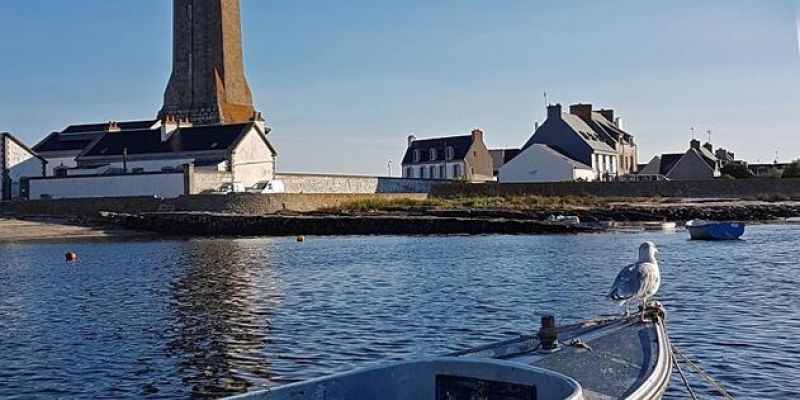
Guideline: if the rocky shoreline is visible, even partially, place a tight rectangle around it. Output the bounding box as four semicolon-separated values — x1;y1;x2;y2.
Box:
102;212;602;236
96;201;800;238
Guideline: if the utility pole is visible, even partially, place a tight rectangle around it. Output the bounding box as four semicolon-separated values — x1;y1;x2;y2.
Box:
387;160;393;177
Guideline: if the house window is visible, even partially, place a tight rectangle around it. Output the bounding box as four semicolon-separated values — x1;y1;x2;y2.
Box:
430;148;437;161
429;166;435;179
446;147;454;160
422;167;428;179
413;150;421;162
439;165;446;179
405;167;412;178
453;164;462;178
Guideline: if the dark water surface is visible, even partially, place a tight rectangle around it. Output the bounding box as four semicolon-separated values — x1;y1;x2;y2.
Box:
1;225;798;399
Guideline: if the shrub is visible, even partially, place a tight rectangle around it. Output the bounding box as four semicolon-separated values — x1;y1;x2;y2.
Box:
781;160;800;179
720;163;752;179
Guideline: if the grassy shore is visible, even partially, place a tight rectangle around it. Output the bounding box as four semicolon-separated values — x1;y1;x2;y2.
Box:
323;195;667;212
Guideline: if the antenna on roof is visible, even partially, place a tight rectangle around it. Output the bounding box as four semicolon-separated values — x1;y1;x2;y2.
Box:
707;129;712;143
690;127;695;140
543;91;548;107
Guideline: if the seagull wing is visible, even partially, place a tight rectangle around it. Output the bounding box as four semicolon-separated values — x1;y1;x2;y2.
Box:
607;262;645;302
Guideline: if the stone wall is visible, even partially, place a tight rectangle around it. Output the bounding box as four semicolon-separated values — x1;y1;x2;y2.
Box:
187;167;232;194
0;196;164;217
0;193;427;217
275;173;444;194
431;179;800;199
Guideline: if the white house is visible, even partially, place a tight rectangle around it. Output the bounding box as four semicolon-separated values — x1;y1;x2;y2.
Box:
521;104;620;181
499;144;595;183
1;132;47;200
28;115;278;199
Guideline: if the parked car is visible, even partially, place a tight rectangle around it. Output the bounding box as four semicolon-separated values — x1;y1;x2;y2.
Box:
247;180;286;194
218;182;247;194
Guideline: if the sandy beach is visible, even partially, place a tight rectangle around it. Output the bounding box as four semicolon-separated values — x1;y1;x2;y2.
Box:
0;217;150;243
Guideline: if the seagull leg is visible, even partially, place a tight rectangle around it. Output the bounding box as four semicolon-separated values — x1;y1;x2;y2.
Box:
639;299;647;323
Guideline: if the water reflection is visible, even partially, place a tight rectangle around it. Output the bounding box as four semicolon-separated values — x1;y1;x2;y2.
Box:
167;239;283;398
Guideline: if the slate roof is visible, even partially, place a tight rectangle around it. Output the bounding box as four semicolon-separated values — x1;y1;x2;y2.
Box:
586;112;635;147
658;153;683;175
402;135;473;165
62;120;158;134
80;123;273;158
34;119;160;154
560;114;616;153
33;132;103;153
531;144;592;169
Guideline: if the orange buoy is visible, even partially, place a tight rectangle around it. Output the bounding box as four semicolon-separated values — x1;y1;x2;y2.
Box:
296;235;306;242
65;252;77;262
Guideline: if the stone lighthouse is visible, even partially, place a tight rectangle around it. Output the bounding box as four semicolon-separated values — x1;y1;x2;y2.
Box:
159;0;258;125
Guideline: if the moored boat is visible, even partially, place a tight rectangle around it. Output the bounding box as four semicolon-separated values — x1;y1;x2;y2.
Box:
643;222;677;231
227;304;671;400
686;220;745;240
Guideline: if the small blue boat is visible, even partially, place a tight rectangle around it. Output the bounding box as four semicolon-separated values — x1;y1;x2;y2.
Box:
686;220;745;240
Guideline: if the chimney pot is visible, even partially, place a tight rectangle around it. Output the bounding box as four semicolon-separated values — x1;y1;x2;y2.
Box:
547;103;563;120
703;142;713;152
690;139;701;150
471;128;484;143
598;109;614;124
407;134;417;147
569;104;593;121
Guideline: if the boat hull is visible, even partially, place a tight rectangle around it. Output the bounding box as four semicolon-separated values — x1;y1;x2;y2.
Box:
687;222;745;240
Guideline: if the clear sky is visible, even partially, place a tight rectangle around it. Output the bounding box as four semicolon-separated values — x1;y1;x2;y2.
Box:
1;1;799;174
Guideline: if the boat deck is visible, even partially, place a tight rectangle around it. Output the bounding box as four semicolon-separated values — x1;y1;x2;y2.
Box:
451;312;671;400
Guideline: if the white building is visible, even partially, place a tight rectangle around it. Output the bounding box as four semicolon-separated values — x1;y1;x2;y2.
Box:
28;116;278;199
499;144;595;183
1;132;46;200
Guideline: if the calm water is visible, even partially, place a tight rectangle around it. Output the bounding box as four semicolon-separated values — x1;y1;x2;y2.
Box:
1;225;798;399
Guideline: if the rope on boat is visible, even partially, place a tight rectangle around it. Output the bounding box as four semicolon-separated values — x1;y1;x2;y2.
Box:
671;346;699;400
671;344;736;400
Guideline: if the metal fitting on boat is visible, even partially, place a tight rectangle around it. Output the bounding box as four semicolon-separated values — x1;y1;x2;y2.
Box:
538;315;559;350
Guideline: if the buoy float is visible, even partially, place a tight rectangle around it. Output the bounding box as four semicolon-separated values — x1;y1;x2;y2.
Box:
65;252;77;262
296;235;306;242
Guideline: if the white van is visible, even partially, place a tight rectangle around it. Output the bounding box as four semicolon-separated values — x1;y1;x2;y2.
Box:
248;180;286;194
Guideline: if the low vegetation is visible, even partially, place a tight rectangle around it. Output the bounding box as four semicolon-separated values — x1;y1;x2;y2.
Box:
328;195;663;212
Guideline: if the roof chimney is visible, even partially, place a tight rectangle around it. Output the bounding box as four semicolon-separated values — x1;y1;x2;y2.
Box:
161;115;179;142
547;103;562;120
703;142;713;152
690;139;701;150
106;121;121;133
250;111;266;131
569;104;593;121
471;128;484;143
598;109;614;123
407;134;416;147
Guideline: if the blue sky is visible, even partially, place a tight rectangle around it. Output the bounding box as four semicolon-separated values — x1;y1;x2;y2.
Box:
1;1;799;174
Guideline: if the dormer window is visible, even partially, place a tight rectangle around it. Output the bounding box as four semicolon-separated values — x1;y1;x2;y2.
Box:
413;149;421;162
446;147;454;160
429;148;437;161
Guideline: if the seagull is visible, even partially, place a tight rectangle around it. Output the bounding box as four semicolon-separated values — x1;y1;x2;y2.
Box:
607;241;661;322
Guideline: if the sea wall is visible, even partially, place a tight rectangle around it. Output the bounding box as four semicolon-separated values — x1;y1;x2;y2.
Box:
0;193;427;217
275;173;444;194
431;179;800;199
